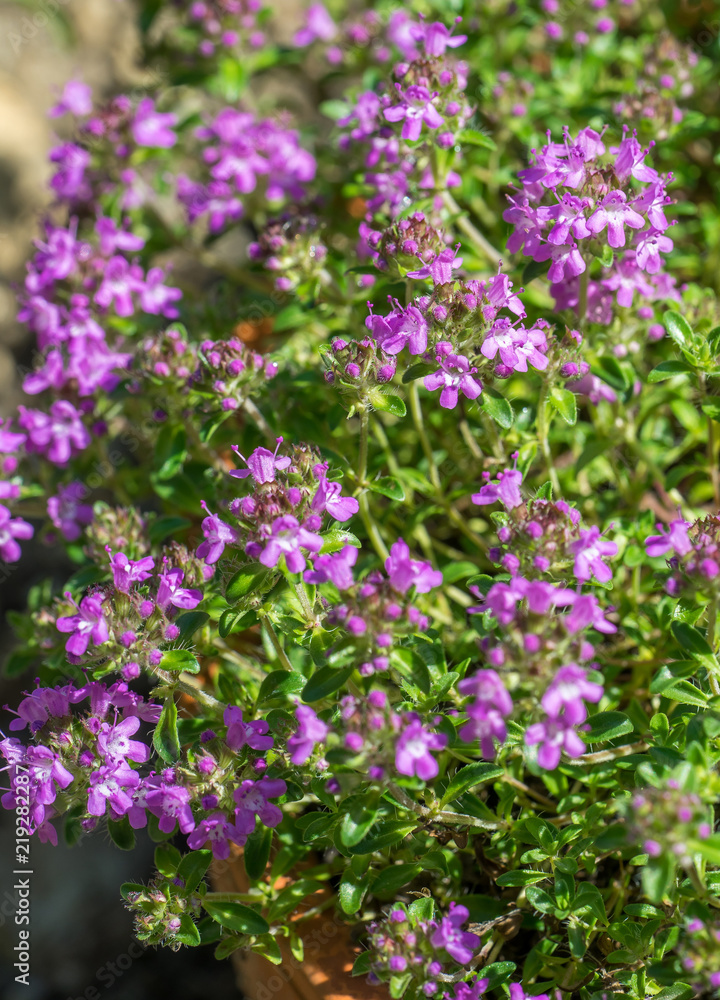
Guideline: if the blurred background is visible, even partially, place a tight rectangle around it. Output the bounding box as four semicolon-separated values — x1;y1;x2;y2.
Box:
0;2;268;995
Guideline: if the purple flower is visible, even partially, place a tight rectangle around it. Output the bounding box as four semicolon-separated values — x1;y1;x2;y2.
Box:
56;593;109;657
87;761;141;817
424;343;482;409
258;515;323;573
97;716;150;764
645;519;692;559
139;268;183;317
567;372;617;405
395;716;447;780
0;505;33;562
310;469;359;522
156;568;203;611
146;781;195;835
197;502;239;564
109;551;155;593
570;526;617;583
186;811;246;860
224;706;274;752
525;717;586;770
421;21;467;56
303;545;358;589
587;191;645;248
458;669;513;714
18;401;90;466
287;704;329;765
293;2;337;45
430;903;480;964
385;538;443;594
366;302;428;356
132;97;177;148
383;84;444;142
445;976;489;1000
635;230;674;274
541;664;603;726
472;464;523;510
457;670;513;758
47;482;93;541
25;746;74;806
229;438;291;484
233;777;287;831
563;594;616;634
49;80;92;118
407;246;463;286
509;985;549;1000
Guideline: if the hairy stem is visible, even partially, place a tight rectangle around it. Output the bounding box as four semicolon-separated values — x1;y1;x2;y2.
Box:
536;385;561;495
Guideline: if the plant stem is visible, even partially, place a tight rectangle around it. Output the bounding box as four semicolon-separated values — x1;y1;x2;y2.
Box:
708;414;720;509
262;618;295;674
536;385;561;495
355;405;390;561
409;382;441;491
578;268;589;324
441;191;502;265
706;598;720;697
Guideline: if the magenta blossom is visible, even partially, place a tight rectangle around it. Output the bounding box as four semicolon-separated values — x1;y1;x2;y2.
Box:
395;715;447;780
197;502;239;564
645;518;692;559
287;704;329;765
424;343;482;409
383;84;444;141
224;706;274;752
587;190;645;248
430;903;480;964
186;811;246;860
258;515;323;573
56;593;109;657
385;538;442;594
304;545;357;590
541;664;603;726
156;568;203;611
233;777;287;831
229;437;291;484
0;505;34;562
47;482;93;541
407;246;463;286
472;461;523;510
109;551;155;593
525;717;586;770
310;469;359;522
131;97;177;148
97;716;150;764
570;526;618;583
293;2;337;45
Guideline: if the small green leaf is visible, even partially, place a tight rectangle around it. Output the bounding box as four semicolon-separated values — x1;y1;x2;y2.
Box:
244;826;273;881
160;649;200;674
687;834;720;865
702;400;720;421
176;850;212;893
349;820;417;855
496;871;550;887
226;564;270;603
641;854;675;904
320;528;362;554
373;394;407;418
302;665;355;702
368;476;405;501
662;679;707;708
258;670;306;704
441;763;503;806
352;951;372;977
175;913;201;947
481;391;514;429
219;608;258;638
173;611;210;643
202;900;269;936
458;128;497;149
107;816;135;851
371;864;422;895
671;620;714;658
153;699;181;764
549;387;578;425
648;360;695;383
584;711;634;743
664;310;694;350
599;244;614;268
341;799;380;847
155;843;182;876
402;362;435;384
148;516;191;545
574;882;607;924
339;870;369;914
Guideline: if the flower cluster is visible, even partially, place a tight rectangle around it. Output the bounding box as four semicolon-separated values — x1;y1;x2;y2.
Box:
177;109;316;233
676;918;720;995
623;778;713;868
644;513;720;595
248;206;329;294
505;126;676;320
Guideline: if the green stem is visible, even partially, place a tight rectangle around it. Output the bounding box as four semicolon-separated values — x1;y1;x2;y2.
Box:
441;191;502;265
706;598;720;697
409;382;441;491
262;618;294;674
355;406;389;561
537;386;561;495
708;414;720;509
578;268;589;324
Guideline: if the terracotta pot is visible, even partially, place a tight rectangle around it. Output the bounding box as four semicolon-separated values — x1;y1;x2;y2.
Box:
211;850;378;1000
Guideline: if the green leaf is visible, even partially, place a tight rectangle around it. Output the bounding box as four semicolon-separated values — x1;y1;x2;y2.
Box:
176;850;212;893
226;564;270;603
481;390;514;429
174;611;210;643
525;885;556;913
482;962;517;988
599;244;614;268
641;854;675;904
653;986;695;1000
584;711;634;743
148;516;191;545
441;762;503;806
175;913;201;947
120;882;146;900
340;799;380;847
664;310;694;350
662;680;707;708
252;934;284;966
648;360;695;383
339;870;368;914
244;826;273;881
458;128;496;149
352;951;373;977
319;99;350;120
219;608;258;638
202;900;269;936
320;528;362;554
522;258;549;284
349;820;417;855
549;387;578;425
371;864;422;895
160;649;200;674
258;670;306;704
153;699;181;764
268;880;324;921
107;816;135;851
368;476;406;501
687;834;720;864
155;843;182;876
495;871;550;887
671;621;714;658
402;363;435;384
702;400;720;421
574;882;607;924
373;394;407;418
302;665;355;702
